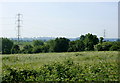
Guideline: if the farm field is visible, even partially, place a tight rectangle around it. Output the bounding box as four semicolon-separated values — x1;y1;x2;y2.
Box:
1;51;119;82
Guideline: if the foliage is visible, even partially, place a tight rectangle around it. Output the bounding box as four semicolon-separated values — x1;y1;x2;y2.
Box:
2;38;14;54
83;33;99;51
2;51;119;82
53;37;70;52
100;37;104;44
94;42;120;51
32;40;44;47
11;45;20;54
41;44;49;53
94;43;103;51
2;58;118;82
80;35;85;41
1;33;119;54
101;42;113;51
32;46;42;53
22;45;33;54
109;42;120;51
46;40;55;52
68;41;77;52
68;40;85;52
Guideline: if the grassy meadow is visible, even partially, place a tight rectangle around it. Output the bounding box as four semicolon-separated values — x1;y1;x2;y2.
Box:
1;51;119;81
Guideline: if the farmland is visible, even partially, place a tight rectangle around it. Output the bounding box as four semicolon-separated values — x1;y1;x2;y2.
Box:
1;51;119;82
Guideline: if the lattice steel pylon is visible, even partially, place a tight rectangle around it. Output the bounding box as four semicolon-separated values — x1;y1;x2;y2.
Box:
16;13;22;44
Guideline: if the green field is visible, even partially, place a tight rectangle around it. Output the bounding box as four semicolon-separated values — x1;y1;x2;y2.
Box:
1;51;119;81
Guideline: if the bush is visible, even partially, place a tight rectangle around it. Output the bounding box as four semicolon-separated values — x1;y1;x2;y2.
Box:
33;40;44;47
41;44;49;53
2;59;118;82
94;44;103;51
32;46;42;53
11;45;20;54
109;42;120;51
68;40;85;52
22;45;33;54
94;42;120;51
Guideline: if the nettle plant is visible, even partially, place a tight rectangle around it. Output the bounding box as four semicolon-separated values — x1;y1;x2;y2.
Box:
2;59;118;82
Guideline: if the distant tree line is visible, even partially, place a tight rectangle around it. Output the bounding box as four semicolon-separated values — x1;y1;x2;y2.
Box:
1;33;120;54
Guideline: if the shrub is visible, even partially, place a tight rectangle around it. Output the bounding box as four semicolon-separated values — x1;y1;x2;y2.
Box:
68;40;85;52
94;42;119;51
32;46;42;53
94;44;103;51
33;40;44;47
11;45;20;54
109;42;120;51
22;45;33;54
2;59;118;82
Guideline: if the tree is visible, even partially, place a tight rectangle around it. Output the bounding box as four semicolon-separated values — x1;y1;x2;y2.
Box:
2;38;14;54
80;35;85;41
68;40;85;52
54;38;70;52
22;45;33;54
75;40;85;51
33;40;44;47
41;44;49;53
68;41;76;52
32;44;49;53
46;40;55;52
11;45;20;54
100;37;104;44
32;46;42;53
83;33;99;51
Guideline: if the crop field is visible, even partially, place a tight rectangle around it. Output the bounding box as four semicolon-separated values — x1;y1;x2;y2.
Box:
1;51;119;82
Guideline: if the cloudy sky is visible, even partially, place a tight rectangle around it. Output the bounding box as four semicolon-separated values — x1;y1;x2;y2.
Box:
0;1;118;38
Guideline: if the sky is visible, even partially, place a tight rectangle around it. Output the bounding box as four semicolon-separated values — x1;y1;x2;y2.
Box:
0;2;118;38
